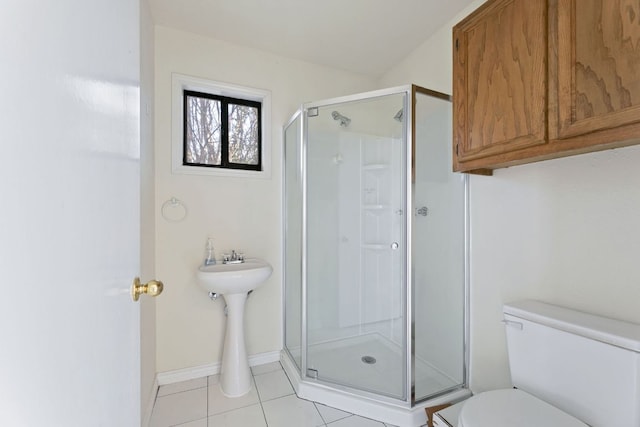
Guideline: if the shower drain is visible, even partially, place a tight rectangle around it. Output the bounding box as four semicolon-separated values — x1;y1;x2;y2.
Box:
361;355;377;365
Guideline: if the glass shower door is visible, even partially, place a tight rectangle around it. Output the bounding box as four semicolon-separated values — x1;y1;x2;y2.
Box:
304;92;407;400
283;112;303;371
412;89;466;402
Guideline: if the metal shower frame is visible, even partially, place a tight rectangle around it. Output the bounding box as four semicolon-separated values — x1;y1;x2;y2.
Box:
281;84;470;409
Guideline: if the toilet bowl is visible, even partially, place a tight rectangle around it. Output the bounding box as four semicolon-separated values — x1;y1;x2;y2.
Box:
458;300;640;427
457;389;586;427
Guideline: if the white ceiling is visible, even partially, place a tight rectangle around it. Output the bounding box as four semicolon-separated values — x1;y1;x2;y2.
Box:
148;0;476;76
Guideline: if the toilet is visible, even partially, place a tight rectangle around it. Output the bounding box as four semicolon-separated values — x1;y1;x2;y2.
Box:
458;300;640;427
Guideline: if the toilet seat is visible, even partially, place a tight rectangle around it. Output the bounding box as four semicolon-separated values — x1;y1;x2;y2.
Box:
458;389;587;427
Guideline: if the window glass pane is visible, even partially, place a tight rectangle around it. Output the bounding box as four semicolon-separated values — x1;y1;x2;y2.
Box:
185;94;221;165
228;103;259;165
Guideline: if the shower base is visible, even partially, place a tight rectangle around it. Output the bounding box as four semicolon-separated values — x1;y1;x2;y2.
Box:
282;333;469;426
306;333;456;399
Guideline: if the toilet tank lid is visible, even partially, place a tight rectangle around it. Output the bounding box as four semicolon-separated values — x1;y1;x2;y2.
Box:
458;389;587;427
504;300;640;352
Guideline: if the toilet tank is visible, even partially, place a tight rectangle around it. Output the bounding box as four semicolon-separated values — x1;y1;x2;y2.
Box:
503;300;640;427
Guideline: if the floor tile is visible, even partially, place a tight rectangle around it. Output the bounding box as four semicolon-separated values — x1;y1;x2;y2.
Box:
157;377;207;397
262;394;326;427
254;369;294;401
174;418;207;427
208;374;260;415
150;387;207;427
208;403;267;427
315;402;351;424
327;414;385;426
150;362;407;427
251;361;283;376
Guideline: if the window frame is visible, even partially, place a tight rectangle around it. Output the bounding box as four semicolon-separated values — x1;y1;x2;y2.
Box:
172;73;271;179
182;89;262;171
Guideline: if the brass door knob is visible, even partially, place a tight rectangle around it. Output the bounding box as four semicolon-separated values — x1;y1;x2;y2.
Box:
131;277;164;301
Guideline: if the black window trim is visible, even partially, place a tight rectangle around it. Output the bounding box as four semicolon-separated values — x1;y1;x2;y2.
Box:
183;89;263;171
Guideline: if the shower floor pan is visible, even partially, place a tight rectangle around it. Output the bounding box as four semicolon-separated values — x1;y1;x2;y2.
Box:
307;333;457;399
282;333;468;427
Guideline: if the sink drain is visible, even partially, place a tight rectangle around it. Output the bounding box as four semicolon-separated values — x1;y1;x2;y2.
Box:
361;355;377;364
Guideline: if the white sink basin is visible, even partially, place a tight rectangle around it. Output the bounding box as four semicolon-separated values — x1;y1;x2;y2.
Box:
197;258;272;295
196;257;273;398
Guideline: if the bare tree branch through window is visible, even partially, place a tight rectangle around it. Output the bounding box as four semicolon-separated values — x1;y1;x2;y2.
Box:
186;96;221;165
183;90;261;170
229;104;259;165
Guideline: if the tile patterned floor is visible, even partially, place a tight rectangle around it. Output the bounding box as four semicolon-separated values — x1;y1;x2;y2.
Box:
149;361;406;427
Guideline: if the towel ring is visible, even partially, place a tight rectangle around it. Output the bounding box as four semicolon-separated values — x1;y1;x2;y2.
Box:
161;197;188;222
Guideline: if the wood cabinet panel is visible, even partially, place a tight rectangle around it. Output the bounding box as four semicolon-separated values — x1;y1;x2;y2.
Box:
555;0;640;139
453;0;640;173
453;0;547;171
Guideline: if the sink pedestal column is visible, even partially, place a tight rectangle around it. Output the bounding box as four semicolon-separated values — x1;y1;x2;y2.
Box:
220;292;251;397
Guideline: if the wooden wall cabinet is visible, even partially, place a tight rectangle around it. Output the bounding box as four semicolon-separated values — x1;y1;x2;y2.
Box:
453;0;640;174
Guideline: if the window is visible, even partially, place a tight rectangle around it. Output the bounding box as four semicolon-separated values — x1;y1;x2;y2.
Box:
183;90;261;170
172;74;271;178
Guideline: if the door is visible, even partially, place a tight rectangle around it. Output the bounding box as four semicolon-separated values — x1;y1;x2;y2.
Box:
304;92;407;400
413;89;467;401
0;1;142;425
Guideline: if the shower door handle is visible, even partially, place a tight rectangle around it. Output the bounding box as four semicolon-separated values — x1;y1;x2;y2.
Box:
390;242;399;250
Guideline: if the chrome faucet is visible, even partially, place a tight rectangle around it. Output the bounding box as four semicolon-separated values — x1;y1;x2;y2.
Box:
222;250;244;264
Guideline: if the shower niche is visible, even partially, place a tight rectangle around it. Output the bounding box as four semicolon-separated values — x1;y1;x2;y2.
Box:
283;85;469;426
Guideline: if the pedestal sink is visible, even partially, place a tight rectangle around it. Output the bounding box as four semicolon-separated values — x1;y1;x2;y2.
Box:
196;258;273;397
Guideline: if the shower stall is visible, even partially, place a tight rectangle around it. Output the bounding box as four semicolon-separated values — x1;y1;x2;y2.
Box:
282;85;469;426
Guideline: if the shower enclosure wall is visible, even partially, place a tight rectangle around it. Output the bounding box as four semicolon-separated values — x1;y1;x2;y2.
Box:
283;85;469;426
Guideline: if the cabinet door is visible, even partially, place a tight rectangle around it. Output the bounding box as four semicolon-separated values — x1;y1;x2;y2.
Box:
453;0;548;171
555;0;640;139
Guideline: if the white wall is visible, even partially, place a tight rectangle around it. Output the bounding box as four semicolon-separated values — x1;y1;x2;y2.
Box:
381;0;640;393
379;0;486;95
469;147;640;391
154;26;377;372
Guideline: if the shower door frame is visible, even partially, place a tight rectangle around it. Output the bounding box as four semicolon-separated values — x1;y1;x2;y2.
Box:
282;108;305;373
410;85;470;405
282;85;470;408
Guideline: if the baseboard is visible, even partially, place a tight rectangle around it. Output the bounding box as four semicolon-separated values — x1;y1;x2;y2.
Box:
156;350;281;386
247;349;282;367
157;362;219;386
142;376;159;427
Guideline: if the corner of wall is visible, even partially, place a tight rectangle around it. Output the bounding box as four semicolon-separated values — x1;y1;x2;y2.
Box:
140;0;157;423
376;0;486;92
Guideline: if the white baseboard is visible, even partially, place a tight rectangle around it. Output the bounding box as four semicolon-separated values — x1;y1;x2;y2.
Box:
142;376;159;427
247;349;282;367
156;362;219;386
156;350;281;386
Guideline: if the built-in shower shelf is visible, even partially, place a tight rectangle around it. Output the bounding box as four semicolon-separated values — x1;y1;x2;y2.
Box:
363;204;389;211
362;244;389;250
363;164;389;172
